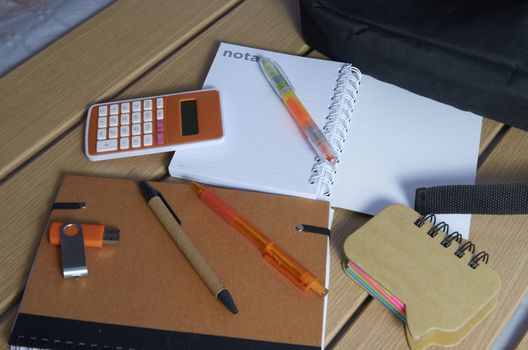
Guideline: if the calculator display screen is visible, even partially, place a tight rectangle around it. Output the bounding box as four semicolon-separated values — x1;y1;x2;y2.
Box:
181;100;199;136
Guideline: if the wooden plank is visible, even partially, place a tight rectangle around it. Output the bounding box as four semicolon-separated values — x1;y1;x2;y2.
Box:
480;119;504;151
0;306;16;350
0;0;240;180
0;0;311;339
325;210;370;343
331;126;528;349
517;330;528;350
331;301;404;350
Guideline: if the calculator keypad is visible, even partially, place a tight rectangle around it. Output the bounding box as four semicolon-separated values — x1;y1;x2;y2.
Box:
94;98;165;153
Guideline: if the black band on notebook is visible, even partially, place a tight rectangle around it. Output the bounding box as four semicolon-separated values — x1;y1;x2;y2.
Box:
296;224;331;237
10;313;319;350
52;202;87;210
415;184;528;214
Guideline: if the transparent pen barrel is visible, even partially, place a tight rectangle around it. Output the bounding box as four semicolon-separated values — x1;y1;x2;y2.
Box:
262;242;328;297
304;124;338;164
283;92;337;163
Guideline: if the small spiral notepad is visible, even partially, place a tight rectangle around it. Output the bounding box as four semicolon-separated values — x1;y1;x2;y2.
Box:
343;205;501;349
168;43;482;236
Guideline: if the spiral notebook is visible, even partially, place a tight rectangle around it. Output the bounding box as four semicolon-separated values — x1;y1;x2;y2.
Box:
343;205;501;349
168;43;482;236
10;175;331;349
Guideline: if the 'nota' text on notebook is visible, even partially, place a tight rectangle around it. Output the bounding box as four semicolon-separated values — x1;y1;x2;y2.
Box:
223;49;260;62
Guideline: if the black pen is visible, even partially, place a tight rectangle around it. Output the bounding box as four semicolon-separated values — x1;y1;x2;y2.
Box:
139;181;238;314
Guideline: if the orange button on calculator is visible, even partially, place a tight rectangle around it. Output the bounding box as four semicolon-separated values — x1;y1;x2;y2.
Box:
85;89;224;161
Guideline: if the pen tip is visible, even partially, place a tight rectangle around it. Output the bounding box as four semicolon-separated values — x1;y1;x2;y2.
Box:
217;289;238;315
190;182;206;197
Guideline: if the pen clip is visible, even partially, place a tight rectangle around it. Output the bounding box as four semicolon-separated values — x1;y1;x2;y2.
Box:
156;190;182;225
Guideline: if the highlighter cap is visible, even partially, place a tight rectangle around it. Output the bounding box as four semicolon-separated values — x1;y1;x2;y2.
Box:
258;56;294;97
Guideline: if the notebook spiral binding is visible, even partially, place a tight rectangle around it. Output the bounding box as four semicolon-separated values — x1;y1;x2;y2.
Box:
12;335;132;350
414;214;489;269
308;63;362;197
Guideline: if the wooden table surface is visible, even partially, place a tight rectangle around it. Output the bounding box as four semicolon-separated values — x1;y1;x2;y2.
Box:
1;1;527;349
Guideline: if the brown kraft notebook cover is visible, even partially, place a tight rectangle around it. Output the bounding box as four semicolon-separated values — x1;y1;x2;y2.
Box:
10;175;330;349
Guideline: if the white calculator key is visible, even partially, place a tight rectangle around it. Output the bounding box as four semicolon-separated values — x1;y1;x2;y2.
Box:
120;137;129;150
97;128;106;140
110;104;119;115
143;99;153;110
156;109;164;120
143;110;152;122
109;115;119;127
131;123;141;136
121;113;130;125
97;139;117;152
98;105;108;116
131;136;141;148
143;122;152;134
120;125;130;137
108;127;118;139
132;101;141;112
144;134;153;146
98;117;107;128
156;98;163;109
132;112;141;123
121;102;130;113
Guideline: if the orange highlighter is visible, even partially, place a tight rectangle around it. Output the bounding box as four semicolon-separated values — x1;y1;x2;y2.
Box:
191;182;328;297
258;56;337;164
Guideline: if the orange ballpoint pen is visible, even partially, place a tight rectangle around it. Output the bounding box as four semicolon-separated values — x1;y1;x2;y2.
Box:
191;182;328;297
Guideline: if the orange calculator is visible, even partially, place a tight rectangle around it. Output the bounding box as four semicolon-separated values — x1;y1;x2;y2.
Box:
85;89;224;161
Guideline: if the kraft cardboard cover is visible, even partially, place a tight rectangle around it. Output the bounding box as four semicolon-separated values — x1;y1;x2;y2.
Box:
11;175;330;349
343;205;500;348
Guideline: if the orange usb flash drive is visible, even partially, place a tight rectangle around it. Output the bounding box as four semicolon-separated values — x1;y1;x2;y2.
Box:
49;222;120;248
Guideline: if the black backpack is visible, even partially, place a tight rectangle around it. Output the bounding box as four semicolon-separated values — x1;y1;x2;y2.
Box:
300;0;528;130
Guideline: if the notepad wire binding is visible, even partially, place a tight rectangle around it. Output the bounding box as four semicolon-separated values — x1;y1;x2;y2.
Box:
12;335;133;350
309;63;362;197
413;214;489;269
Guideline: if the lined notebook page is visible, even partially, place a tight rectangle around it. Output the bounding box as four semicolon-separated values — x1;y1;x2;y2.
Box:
169;43;344;198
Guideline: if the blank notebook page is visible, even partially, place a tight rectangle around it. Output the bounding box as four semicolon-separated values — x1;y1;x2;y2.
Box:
169;43;343;198
332;75;482;237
